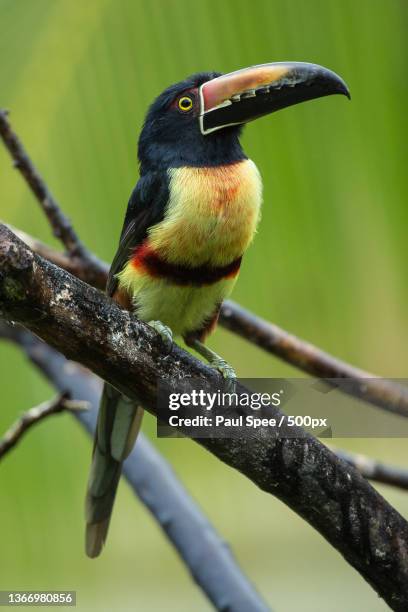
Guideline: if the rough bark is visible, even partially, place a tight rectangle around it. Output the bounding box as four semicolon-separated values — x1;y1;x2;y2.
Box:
1;224;407;611
0;322;269;612
8;223;408;419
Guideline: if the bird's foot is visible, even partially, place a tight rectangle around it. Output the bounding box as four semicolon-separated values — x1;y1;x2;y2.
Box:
210;356;236;393
187;338;236;392
148;320;173;353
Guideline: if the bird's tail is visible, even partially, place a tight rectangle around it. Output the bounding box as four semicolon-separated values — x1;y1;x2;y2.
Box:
85;382;144;558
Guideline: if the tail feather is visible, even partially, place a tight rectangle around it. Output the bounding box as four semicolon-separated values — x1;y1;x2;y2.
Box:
110;395;144;462
85;382;144;557
87;446;119;498
86;518;111;559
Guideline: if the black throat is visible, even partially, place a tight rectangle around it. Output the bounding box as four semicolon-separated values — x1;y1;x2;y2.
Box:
138;124;247;174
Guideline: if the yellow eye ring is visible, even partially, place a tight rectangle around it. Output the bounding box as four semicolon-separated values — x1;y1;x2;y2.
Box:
178;96;193;112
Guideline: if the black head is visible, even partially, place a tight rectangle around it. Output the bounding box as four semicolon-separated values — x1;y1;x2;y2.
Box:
138;63;349;173
138;72;245;173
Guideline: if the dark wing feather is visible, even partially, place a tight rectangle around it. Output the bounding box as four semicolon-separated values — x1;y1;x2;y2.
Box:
85;171;169;557
106;171;169;296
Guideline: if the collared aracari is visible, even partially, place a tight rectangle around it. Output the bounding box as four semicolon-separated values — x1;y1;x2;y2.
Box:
85;62;349;557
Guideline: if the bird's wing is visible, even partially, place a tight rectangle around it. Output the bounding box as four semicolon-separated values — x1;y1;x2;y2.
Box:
106;171;169;297
85;171;169;557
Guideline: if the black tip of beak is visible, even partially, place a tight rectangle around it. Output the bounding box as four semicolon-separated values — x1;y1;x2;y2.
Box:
339;78;351;100
322;68;350;99
295;63;350;101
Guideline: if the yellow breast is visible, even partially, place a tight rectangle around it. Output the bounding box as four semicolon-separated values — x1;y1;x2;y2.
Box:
147;159;262;266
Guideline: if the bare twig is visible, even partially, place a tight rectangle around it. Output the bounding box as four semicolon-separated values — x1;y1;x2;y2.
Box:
219;302;408;418
6;223;408;420
0;110;84;256
0;321;269;612
334;449;408;491
0;110;107;288
0;225;407;611
5;223;109;287
0;393;88;459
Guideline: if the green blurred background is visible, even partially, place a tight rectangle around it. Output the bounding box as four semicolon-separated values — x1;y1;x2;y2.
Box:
0;0;407;610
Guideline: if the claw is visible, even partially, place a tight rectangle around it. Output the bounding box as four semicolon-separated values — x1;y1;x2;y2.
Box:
211;357;236;393
186;338;237;392
148;320;173;353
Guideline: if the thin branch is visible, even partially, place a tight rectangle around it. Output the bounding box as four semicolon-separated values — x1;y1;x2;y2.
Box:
220;302;408;418
5;223;109;287
0;322;269;612
334;448;408;491
7;223;408;420
0;226;407;611
0;110;84;256
0;393;88;460
0;110;107;288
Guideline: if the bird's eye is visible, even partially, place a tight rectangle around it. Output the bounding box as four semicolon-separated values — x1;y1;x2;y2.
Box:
178;96;193;112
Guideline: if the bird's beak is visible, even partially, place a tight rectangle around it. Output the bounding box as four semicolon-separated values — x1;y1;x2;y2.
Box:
199;62;350;135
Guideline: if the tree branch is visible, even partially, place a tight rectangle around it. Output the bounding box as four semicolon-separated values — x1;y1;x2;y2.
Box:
5;223;110;287
6;223;408;420
219;302;408;418
0;225;407;610
0;321;269;612
3;325;405;495
333;448;408;492
0;393;88;460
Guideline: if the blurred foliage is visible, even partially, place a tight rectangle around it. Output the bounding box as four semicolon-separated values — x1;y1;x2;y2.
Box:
0;1;407;610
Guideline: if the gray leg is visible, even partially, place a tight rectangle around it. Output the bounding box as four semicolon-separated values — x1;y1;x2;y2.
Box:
148;320;173;353
188;338;236;391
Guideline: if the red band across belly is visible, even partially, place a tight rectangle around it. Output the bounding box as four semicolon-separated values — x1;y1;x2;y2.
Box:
131;243;241;286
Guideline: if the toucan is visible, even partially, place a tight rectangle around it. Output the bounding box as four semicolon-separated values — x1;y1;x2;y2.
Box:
85;62;349;557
